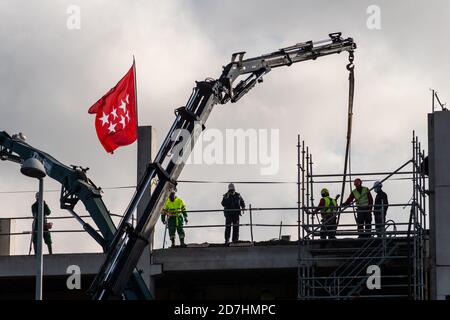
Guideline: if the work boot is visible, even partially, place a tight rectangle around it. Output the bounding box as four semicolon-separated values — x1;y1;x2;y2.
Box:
171;239;176;248
180;238;187;248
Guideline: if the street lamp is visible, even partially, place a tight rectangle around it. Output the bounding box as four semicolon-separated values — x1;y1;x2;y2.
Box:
21;158;46;300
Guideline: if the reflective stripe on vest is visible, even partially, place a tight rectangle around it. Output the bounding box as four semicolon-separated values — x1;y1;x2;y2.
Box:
164;197;186;217
163;197;186;227
352;187;369;207
323;196;337;213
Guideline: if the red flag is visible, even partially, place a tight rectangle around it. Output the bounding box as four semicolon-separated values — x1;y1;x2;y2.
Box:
88;63;138;153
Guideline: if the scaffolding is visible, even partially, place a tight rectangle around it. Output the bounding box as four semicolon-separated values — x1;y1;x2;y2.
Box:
297;132;428;300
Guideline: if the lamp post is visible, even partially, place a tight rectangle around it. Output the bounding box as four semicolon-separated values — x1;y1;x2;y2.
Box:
21;158;46;300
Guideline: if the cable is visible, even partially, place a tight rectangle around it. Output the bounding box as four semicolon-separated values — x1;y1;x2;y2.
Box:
337;50;355;225
0;176;418;195
0;186;136;194
178;180;296;184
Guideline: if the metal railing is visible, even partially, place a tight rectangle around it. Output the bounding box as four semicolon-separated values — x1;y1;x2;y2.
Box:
0;213;135;255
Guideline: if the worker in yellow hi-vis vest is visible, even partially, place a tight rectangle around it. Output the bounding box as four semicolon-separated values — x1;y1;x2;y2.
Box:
343;178;373;238
161;189;188;248
313;188;338;240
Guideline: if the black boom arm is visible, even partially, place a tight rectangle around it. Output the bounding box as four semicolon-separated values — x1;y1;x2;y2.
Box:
89;33;356;299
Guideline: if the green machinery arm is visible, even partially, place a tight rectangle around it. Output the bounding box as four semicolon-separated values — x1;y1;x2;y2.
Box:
0;131;151;299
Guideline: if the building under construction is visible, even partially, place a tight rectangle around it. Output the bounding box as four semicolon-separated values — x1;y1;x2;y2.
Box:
1;108;449;300
0;33;450;300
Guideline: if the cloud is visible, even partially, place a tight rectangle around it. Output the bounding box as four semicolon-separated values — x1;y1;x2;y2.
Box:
0;0;447;253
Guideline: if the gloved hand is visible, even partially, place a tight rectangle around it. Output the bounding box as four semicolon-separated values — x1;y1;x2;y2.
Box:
184;218;188;224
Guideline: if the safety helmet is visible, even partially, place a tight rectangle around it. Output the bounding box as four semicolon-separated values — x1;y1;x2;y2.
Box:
321;188;329;197
228;183;235;191
373;181;382;189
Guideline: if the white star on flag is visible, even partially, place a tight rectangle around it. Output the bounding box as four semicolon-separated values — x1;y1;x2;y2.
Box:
119;99;127;113
111;108;118;120
108;122;117;133
100;112;109;126
120;115;126;129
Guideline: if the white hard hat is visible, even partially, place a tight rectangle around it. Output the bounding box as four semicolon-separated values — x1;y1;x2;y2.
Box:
373;181;383;189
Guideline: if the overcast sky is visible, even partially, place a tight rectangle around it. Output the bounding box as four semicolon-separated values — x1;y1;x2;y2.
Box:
0;0;448;254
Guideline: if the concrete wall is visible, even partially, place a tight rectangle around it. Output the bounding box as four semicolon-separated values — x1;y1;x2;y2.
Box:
152;245;299;271
136;125;157;295
428;111;450;300
0;219;15;256
0;253;105;277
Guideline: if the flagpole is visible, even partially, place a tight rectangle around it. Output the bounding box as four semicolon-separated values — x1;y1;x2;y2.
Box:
133;56;139;227
133;55;139;133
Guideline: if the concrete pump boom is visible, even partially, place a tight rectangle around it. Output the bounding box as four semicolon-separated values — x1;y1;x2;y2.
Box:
90;32;356;299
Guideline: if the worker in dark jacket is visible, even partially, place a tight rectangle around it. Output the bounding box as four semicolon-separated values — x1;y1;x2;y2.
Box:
31;193;53;254
221;183;245;245
343;178;373;238
373;181;389;237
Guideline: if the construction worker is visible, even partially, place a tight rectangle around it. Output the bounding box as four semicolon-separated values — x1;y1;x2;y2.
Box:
373;181;389;237
221;183;245;245
161;189;188;248
343;178;373;238
313;188;338;240
31;192;53;254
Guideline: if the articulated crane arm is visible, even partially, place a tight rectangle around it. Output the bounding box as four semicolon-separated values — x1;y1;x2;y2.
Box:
90;32;356;299
0;131;151;299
